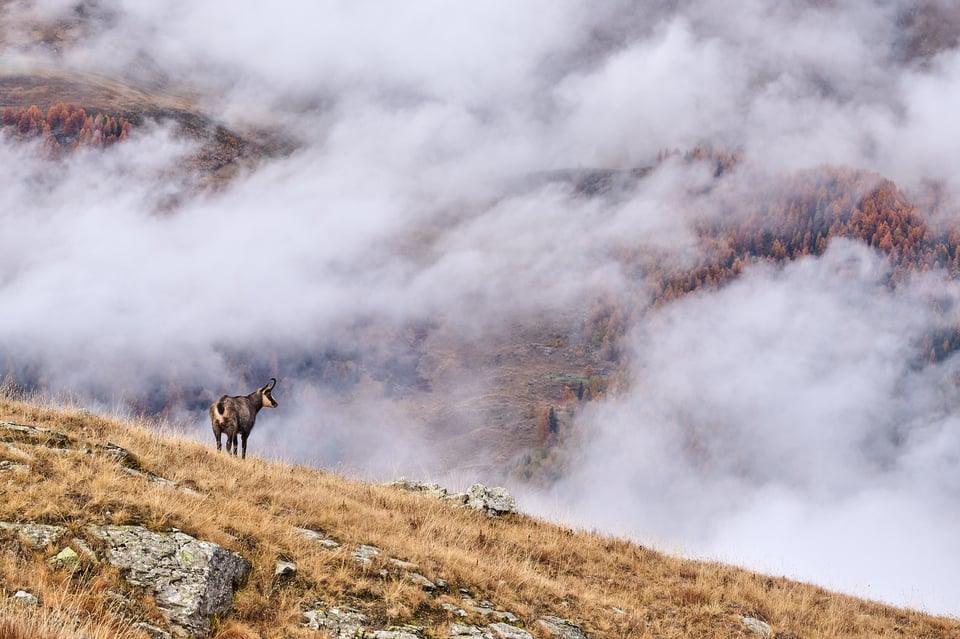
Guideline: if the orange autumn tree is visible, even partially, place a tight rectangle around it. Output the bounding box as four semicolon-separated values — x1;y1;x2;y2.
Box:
0;102;132;153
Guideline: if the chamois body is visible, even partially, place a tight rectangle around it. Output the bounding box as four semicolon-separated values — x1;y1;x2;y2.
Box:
210;378;278;459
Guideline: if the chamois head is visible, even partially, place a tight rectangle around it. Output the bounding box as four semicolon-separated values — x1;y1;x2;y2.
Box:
260;378;278;408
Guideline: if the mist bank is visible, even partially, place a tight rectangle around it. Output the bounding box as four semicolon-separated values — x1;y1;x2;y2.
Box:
532;240;960;616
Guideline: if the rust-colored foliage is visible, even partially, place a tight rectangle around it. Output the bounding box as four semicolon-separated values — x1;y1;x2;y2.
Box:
0;102;132;154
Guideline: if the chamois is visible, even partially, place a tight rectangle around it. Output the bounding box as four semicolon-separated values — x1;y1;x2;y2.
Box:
210;378;278;459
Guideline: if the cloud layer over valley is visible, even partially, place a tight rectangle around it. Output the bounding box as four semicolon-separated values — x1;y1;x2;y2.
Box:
3;0;960;615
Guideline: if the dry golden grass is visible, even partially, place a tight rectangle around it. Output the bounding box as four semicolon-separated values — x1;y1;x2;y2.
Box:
0;393;958;639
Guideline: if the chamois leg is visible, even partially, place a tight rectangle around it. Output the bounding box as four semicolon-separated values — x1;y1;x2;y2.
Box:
213;426;222;451
240;432;248;459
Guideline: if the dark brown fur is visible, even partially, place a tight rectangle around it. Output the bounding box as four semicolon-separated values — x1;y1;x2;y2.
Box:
210;378;278;459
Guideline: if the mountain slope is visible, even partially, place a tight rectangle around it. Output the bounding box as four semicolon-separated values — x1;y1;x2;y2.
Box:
0;393;957;639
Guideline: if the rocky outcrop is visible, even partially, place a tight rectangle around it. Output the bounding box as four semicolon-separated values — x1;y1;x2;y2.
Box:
390;479;518;517
464;485;517;517
88;525;251;638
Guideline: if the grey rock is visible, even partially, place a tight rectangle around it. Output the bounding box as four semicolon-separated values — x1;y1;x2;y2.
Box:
353;544;381;564
443;492;470;505
407;572;436;590
89;525;250;638
302;606;370;638
275;559;297;577
47;546;81;572
441;602;468;617
465;485;517;517
449;623;491;638
122;466;179;488
462;597;519;623
488;623;533;639
101;442;141;469
295;526;341;548
0;459;30;473
11;590;38;606
0;522;68;548
371;628;423;639
538;616;588;639
389;478;448;498
742;616;773;637
0;421;72;448
72;537;97;562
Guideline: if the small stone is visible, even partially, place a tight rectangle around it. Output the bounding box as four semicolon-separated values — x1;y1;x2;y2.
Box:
48;546;81;572
11;590;38;606
537;616;587;639
371;629;421;639
353;544;381;564
296;527;341;548
488;622;533;639
742;616;773;637
302;605;370;637
448;623;488;638
275;559;297;577
442;602;469;617
0;460;30;473
407;572;437;590
461;598;519;623
389;478;448;498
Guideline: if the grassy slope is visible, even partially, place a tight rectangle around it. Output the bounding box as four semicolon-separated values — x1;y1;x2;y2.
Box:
0;394;957;639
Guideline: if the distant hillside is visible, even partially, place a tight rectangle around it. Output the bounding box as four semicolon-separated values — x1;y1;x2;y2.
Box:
0;393;958;639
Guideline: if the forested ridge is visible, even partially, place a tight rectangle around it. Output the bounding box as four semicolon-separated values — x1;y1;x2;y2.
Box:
584;154;960;363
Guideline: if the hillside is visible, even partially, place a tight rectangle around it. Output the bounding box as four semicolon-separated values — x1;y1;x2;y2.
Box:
0;393;958;639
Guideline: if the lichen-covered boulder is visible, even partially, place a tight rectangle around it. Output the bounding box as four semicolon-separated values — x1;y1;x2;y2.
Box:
465;485;517;517
88;525;250;638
